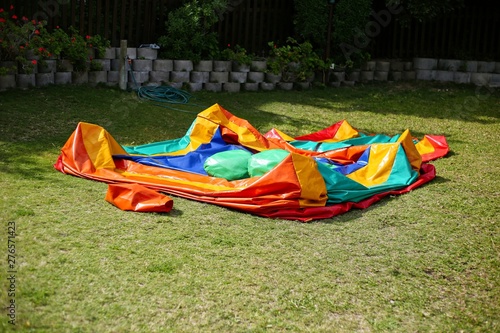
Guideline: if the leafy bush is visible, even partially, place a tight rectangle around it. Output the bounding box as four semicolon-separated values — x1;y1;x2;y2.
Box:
267;37;326;82
293;0;372;68
89;59;103;71
158;0;227;62
332;0;373;66
293;0;329;54
222;45;253;65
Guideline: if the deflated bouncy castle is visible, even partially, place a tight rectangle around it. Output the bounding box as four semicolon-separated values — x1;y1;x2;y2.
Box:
54;104;448;221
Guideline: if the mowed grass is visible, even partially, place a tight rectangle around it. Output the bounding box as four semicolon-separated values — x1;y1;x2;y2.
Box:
0;82;499;332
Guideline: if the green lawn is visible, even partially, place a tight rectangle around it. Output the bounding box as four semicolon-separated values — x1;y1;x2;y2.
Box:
0;82;499;332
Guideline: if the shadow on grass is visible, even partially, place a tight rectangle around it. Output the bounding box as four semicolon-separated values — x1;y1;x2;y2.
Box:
314;173;451;225
151;207;184;218
210;82;499;127
442;150;457;158
0;142;55;180
429;175;451;185
2;82;497;152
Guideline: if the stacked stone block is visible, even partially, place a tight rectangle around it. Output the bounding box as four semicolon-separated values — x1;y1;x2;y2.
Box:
2;47;500;92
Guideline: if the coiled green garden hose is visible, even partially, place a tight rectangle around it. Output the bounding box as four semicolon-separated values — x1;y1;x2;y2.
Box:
128;61;204;113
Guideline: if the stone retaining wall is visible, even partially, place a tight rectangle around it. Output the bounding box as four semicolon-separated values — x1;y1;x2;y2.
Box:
1;48;499;92
339;58;500;88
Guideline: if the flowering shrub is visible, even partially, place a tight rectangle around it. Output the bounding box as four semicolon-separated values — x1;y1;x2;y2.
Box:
53;27;109;71
0;5;110;74
0;4;46;74
57;27;96;71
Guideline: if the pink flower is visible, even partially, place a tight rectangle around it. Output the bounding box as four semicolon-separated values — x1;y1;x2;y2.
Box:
9;5;14;10
31;19;36;24
56;25;59;29
22;16;28;21
34;30;40;35
85;35;91;40
11;14;17;20
0;18;5;23
0;8;4;13
31;60;37;65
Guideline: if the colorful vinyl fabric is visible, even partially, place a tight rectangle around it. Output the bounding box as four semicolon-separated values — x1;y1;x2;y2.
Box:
54;103;449;221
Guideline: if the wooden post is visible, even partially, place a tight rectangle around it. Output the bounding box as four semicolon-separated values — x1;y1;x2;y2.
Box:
119;40;127;90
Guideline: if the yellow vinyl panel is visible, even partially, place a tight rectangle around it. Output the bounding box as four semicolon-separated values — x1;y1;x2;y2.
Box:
347;143;399;187
291;153;327;207
415;136;438;156
397;129;422;172
80;122;126;169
